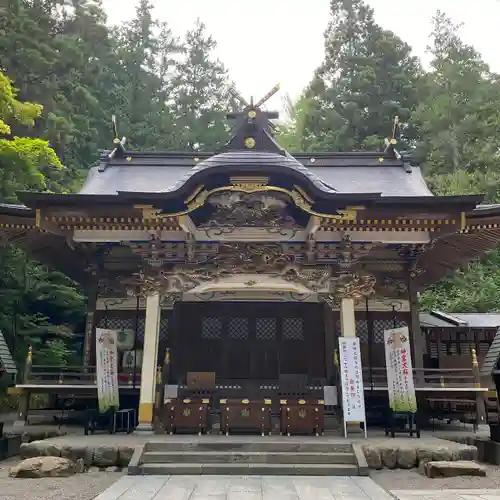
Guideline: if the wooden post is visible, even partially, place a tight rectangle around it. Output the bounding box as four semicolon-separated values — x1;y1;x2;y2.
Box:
136;292;161;434
83;278;98;370
23;345;32;383
324;304;335;384
154;365;163;429
340;298;356;338
14;346;33;428
472;348;488;429
408;278;425;386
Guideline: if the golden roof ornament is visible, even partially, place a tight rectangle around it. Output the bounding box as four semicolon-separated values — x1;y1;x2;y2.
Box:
244;137;256;149
383;116;401;160
107;115;127;160
472;348;478;367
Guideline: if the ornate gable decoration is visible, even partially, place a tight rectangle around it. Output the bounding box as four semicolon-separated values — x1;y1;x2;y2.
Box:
122;243;376;304
200;190;299;229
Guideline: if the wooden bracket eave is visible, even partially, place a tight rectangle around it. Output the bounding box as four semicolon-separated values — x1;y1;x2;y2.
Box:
305;216;321;263
179;215;197;261
38;217;65;236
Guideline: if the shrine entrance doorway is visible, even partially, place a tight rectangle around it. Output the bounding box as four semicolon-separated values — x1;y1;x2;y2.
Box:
172;301;325;383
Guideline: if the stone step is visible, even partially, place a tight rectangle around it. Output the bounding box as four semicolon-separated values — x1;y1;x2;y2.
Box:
139;462;360;476
142;450;357;464
144;441;353;453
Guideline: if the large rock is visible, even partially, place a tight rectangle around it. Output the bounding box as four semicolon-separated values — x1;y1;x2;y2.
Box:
8;457;76;478
118;447;135;467
21;430;46;443
425;460;486;478
20;441;46;459
92;445;119;467
44;429;65;439
457;445;478;461
397;447;417;469
362;445;382;469
416;446;434;466
380;446;398;469
43;443;61;457
432;446;453;461
60;445;92;466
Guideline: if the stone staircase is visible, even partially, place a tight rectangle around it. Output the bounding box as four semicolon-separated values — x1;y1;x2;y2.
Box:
129;440;368;476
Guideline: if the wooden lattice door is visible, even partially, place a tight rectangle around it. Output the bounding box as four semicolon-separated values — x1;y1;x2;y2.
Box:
173;302;325;382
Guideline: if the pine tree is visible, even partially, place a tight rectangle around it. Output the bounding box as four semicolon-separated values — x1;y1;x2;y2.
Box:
413;11;500;177
112;0;181;150
298;0;422;152
171;20;233;151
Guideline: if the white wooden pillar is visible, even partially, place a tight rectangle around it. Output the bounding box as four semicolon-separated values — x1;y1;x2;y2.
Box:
135;291;161;434
340;298;356;337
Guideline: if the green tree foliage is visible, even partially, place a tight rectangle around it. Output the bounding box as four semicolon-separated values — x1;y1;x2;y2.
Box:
277;6;500;314
0;1;239;380
111;0;181;151
0;71;84;373
290;0;422;152
413;12;500;178
0;71;63;201
416;13;500;313
171;19;234;151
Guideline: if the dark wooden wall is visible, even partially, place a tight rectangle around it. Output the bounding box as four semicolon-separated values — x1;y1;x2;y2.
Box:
91;305;411;381
171;302;326;382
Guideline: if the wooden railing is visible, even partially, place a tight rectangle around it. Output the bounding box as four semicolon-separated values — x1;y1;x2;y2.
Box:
362;367;481;389
24;363;141;387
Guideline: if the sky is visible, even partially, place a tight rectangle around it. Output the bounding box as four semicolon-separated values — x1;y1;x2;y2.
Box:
103;0;500;113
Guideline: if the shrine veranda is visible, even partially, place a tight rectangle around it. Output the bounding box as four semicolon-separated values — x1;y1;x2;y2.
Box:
2;96;500;433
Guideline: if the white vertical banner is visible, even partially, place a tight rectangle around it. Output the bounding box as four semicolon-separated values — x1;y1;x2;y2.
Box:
338;337;367;437
95;328;120;413
384;326;417;413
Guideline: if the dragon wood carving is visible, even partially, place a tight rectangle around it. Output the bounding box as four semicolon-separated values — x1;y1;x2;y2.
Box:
124;243;376;300
200;191;300;228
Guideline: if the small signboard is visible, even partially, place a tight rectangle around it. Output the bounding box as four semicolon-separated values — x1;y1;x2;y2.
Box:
384;326;417;413
338;337;367;438
95;328;120;413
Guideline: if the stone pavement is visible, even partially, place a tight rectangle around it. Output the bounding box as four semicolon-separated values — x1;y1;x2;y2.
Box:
93;475;393;500
391;490;500;500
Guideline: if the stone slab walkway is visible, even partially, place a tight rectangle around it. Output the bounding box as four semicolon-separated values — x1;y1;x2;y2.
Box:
392;490;500;500
94;475;393;500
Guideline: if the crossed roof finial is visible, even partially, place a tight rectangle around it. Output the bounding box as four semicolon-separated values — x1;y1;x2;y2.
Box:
228;84;281;111
108;115;127;159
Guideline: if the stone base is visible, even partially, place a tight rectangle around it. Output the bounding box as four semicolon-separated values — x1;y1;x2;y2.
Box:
134;423;154;436
423;460;486;478
361;442;477;470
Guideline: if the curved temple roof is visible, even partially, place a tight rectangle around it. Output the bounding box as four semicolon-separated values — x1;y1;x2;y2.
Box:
78;151;433;198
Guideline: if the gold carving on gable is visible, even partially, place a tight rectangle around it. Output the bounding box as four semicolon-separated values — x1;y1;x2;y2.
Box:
230;176;269;190
320;273;376;309
124;243;376;303
138;184;360;221
201;191;300;229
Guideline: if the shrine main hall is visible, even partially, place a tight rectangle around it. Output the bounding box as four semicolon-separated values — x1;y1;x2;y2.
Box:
3;92;500;434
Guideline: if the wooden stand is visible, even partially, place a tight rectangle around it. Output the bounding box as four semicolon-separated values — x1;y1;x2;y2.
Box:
384;409;420;438
164;397;211;435
220;399;272;436
279;399;325;436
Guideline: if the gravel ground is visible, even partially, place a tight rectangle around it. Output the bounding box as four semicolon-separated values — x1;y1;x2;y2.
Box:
371;464;500;491
0;458;123;500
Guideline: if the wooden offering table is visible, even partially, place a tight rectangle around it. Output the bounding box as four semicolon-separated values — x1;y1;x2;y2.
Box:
220;398;272;436
164;397;211;435
280;398;325;436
